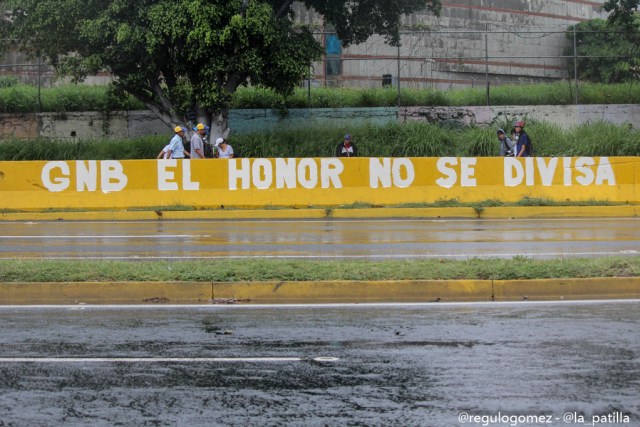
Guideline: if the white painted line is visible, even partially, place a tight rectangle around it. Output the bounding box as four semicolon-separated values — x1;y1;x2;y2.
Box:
1;300;639;311
2;217;638;226
0;356;339;363
313;357;340;362
2;251;638;261
0;235;203;239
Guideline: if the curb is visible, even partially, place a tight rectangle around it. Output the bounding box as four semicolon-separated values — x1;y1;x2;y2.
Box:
0;205;637;222
1;278;639;305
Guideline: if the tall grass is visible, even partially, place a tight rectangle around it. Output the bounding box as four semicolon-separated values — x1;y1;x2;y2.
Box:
3;121;638;160
0;85;144;113
0;136;164;160
0;82;638;114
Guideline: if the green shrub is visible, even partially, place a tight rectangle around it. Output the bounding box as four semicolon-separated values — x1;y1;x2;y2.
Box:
0;76;19;88
1;81;638;114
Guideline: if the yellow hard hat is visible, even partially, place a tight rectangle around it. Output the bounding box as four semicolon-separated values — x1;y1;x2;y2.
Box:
174;126;184;133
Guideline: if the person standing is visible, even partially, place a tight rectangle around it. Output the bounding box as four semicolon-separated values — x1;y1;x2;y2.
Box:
336;133;357;157
514;121;531;158
190;123;208;159
215;137;234;159
167;126;187;159
497;128;515;157
156;144;171;159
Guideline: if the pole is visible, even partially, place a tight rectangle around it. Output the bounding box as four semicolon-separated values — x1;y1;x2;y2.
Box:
573;27;578;105
485;33;490;107
308;66;312;109
397;43;401;111
37;53;42;113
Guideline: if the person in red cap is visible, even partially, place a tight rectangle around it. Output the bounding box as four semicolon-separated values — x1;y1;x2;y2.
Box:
336;133;358;157
514;121;532;157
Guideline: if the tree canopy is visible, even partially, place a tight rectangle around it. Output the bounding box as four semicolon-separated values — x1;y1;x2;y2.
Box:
5;0;440;140
567;17;640;83
603;0;639;26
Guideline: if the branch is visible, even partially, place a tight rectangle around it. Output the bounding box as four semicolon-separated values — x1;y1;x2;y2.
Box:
240;0;250;17
150;80;176;116
125;82;181;129
276;0;295;18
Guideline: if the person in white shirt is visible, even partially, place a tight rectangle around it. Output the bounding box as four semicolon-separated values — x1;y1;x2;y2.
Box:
156;144;171;159
215;137;234;159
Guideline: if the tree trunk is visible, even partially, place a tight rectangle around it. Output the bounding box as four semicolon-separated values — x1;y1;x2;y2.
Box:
209;108;231;142
144;101;182;131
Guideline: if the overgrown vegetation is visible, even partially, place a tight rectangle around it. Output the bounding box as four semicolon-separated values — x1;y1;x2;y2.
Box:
2;121;639;160
1;257;639;282
567;18;640;83
0;82;639;114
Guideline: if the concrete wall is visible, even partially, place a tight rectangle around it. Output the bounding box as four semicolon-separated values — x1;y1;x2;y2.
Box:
3;1;608;89
402;104;640;129
0;157;631;211
0;105;637;141
297;0;608;88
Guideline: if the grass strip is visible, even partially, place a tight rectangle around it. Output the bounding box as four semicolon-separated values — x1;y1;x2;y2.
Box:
1;257;639;282
3;121;640;161
1;82;639;114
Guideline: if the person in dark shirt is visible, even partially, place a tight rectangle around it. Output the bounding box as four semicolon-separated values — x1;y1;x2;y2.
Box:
335;133;357;157
514;121;531;157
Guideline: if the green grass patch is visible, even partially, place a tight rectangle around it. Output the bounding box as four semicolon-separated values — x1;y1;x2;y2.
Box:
0;82;639;114
1;257;639;282
0;197;630;214
2;121;640;160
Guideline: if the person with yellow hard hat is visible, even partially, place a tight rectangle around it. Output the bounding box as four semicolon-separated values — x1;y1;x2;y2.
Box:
166;126;188;159
190;123;209;159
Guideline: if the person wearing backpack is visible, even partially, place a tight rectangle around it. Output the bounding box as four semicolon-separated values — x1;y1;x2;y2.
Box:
514;121;532;157
497;128;515;156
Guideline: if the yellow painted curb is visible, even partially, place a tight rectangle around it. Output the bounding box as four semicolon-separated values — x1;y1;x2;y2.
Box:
493;277;640;301
212;280;492;303
1;278;639;305
331;207;477;219
0;282;213;305
1;205;638;222
482;205;638;218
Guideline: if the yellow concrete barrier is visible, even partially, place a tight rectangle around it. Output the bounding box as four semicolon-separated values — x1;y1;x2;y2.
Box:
0;156;636;211
1;278;639;304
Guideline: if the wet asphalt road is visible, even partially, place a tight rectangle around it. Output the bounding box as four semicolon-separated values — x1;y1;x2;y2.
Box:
1;217;639;260
0;301;638;426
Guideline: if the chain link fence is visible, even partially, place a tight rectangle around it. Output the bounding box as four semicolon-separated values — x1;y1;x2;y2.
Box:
1;29;638;109
309;29;639;105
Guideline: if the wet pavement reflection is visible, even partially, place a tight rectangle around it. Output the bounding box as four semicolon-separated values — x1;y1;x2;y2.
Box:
2;217;640;260
0;301;638;426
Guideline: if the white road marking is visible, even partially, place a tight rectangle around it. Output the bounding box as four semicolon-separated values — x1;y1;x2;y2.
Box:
0;356;339;363
0;235;202;239
1;300;639;311
1;217;638;226
1;251;638;261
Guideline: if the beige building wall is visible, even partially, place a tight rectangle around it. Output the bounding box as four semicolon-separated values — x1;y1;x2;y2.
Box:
297;0;608;89
2;1;608;89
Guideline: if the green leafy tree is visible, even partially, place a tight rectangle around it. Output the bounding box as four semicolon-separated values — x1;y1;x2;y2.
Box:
566;17;640;83
603;0;639;26
6;0;440;140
